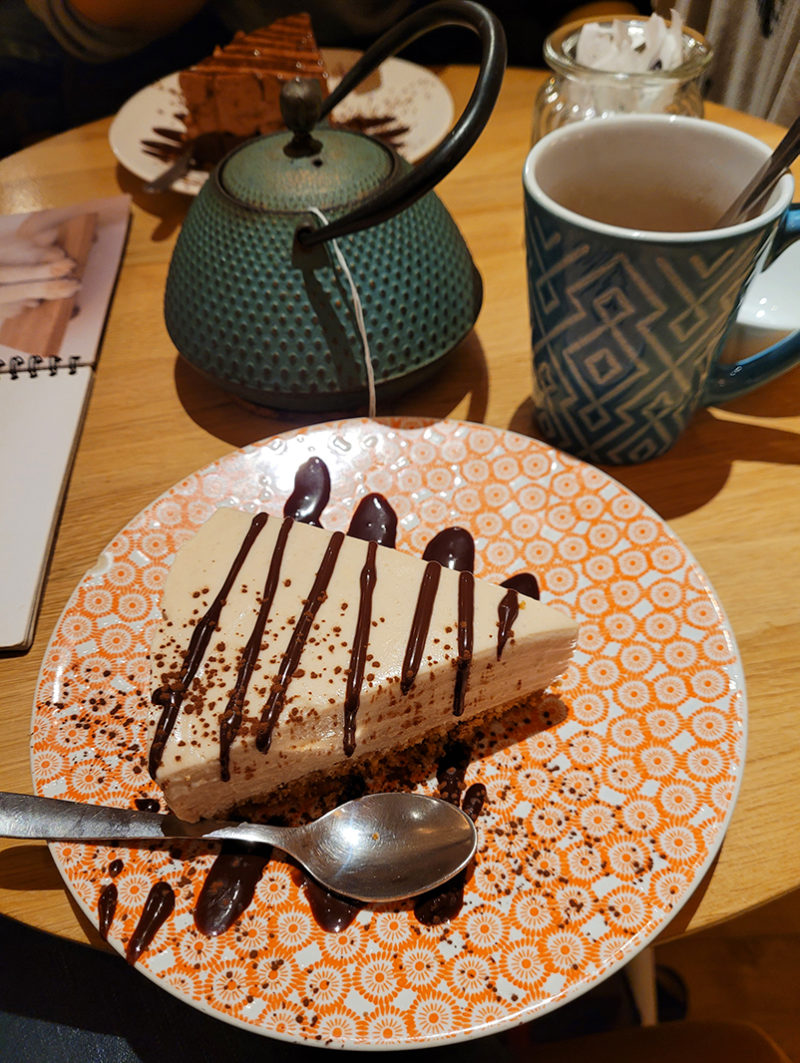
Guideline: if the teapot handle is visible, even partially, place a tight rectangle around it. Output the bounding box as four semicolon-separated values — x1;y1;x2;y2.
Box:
298;0;506;247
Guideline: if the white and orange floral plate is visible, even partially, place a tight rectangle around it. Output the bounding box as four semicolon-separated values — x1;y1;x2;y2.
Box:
32;417;745;1049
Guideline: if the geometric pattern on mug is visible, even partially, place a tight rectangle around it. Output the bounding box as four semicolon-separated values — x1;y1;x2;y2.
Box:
530;230;588;318
583;346;629;388
525;205;767;460
590;286;636;330
532;349;684;464
531;225;566;315
657;249;743;343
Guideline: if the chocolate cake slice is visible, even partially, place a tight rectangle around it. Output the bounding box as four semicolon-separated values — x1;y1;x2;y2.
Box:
179;13;329;140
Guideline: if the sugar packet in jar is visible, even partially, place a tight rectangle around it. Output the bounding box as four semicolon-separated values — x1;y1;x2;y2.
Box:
532;11;712;142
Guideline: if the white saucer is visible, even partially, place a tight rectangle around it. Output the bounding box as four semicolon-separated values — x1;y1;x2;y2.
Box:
737;238;800;332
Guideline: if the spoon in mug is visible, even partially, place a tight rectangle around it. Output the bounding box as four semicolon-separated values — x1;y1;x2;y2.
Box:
716;113;800;227
0;791;478;903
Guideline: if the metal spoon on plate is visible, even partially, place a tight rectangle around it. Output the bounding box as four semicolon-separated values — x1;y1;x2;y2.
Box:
0;790;477;903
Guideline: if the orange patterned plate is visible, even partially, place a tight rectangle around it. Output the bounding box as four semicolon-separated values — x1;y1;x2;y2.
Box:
32;418;745;1049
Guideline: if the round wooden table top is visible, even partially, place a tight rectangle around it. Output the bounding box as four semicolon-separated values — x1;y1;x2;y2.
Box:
0;66;798;948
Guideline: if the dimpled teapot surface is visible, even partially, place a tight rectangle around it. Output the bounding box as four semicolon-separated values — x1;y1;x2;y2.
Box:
164;131;482;410
162;0;506;411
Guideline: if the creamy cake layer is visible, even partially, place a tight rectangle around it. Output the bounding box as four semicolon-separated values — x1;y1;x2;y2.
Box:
148;507;578;822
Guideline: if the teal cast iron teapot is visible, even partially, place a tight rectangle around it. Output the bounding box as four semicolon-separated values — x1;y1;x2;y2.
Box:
164;0;506;411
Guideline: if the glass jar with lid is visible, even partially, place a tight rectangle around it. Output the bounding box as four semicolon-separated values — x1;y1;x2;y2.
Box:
532;16;713;143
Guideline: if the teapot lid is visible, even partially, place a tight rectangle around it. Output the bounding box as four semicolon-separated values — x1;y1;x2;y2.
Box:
218;81;398;213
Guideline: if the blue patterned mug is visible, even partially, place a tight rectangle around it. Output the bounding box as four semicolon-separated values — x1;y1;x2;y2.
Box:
523;114;800;464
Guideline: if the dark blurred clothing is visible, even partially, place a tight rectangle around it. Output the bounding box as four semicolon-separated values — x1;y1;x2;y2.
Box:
3;0;649;158
1;0;225;156
210;0;650;66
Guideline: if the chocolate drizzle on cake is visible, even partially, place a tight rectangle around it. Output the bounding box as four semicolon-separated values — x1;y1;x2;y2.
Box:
149;511;267;779
400;560;442;695
220;515;293;781
422;527;475;572
496;588;518;661
344;539;378;756
422;528;476;715
341;495;397;753
256;529;345;753
502;572;540;600
497;573;539;659
453;570;474;717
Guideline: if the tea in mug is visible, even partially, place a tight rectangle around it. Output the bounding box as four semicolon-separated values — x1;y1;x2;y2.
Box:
550;180;722;232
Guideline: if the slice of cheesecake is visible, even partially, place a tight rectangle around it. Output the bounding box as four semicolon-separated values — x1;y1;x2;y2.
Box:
148;506;578;822
179;13;329;141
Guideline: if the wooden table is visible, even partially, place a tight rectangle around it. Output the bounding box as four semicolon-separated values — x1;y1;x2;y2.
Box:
1;67;798;948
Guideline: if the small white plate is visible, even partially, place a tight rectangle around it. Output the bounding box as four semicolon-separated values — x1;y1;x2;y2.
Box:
109;50;454;195
737;239;800;332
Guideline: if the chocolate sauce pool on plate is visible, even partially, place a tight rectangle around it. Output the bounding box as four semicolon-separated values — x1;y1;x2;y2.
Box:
283;454;330;526
140;114;411;173
348;493;397;547
194;848;272;937
299;870;362;934
415;744;486;925
126;882;175;964
98;883;117;941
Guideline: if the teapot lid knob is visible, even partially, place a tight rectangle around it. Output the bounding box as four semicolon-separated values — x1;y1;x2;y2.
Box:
280;78;323;157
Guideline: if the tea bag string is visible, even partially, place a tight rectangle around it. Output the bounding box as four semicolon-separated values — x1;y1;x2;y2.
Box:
307;207;376;419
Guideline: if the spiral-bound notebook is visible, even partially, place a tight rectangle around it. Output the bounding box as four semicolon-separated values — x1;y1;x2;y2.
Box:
0;195;130;652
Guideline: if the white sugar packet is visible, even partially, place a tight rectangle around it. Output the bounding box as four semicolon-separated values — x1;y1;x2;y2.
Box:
576;10;685;72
